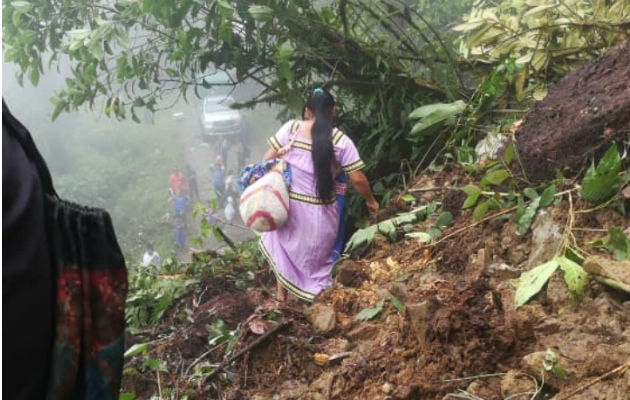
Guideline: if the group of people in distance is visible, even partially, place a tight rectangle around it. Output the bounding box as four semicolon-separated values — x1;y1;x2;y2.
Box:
142;136;249;269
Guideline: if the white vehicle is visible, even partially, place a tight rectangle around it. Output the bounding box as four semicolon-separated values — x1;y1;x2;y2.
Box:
198;96;243;140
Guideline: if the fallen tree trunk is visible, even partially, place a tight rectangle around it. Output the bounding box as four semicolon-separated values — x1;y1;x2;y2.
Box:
515;39;630;182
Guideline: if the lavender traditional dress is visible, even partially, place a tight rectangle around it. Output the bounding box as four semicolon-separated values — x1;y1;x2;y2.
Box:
260;120;365;301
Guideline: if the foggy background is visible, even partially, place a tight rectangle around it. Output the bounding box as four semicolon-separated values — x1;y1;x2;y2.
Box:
2;60;281;263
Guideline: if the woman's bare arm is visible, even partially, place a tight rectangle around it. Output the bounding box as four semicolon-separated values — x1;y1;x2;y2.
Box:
348;170;379;215
263;147;279;161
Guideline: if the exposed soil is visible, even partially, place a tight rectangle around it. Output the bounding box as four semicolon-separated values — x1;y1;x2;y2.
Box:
122;185;629;399
121;46;630;400
516;39;630;182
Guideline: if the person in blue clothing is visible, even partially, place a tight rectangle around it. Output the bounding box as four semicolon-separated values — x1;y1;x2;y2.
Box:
168;189;189;250
331;172;347;262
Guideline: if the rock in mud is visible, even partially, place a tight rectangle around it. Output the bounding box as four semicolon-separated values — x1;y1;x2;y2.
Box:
500;369;537;398
278;379;308;400
336;260;368;287
309;304;336;334
526;209;563;269
545;273;573;312
345;322;379;341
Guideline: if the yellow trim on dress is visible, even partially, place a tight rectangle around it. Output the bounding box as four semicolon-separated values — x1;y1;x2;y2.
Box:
332;129;344;145
342;159;365;173
289;191;336;205
268;136;282;152
258;241;316;302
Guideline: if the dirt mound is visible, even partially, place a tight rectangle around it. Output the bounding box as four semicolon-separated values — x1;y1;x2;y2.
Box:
516;39;630;181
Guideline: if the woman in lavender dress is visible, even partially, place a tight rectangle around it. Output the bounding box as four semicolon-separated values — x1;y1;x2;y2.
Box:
260;89;379;302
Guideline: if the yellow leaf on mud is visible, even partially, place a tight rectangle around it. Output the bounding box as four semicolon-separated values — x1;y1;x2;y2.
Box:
386;257;400;271
313;353;330;366
532;87;548;101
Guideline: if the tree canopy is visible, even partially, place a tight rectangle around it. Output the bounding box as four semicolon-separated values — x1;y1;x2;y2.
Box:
4;0;628;214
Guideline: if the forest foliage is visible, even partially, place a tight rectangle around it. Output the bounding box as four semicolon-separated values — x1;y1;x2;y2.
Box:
3;0;629;221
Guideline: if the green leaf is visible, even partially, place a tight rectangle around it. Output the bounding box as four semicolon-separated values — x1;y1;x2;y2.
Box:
200;218;211;238
523;187;538;201
516;197;540;235
388;293;404;311
142;358;168;372
483;169;510;186
540;184;556;207
355;298;385;321
344;225;378;254
378;219;397;241
472;200;489;221
405;231;432;242
10;1;32;12
248;5;273;21
119;393;136;400
514;258;560;308
408;100;466;136
427;226;441;239
503;143;514;164
582;145;624;204
392;212;418;225
606;226;630;261
124;343;148;358
435;212;453;227
462;184;481;208
400;193;416;203
557;256;588;297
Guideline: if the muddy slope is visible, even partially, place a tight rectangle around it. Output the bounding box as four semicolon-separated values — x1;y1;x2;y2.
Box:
516;40;630;181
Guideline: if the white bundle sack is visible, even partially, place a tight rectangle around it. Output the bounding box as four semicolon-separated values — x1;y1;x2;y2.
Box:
239;168;290;231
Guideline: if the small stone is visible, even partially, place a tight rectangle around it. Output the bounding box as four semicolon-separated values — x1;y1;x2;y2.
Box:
382;383;393;394
345;323;379;341
278;380;308;400
309;304;336;334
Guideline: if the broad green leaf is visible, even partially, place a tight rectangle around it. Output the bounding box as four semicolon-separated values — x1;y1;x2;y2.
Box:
435;212;453;227
503;143;514;164
582;145;625;204
378;219;397;241
200;218;211;238
523;187;538;200
10;1;32;12
400;193;416;203
472;200;489;221
462;184;481;208
248;5;273;21
514;258;560;307
540;184;556;207
483;169;510;186
119;393;136;400
355;298;385;321
388;293;404;311
408;100;466;136
606;226;629;261
405;231;432;242
452;19;486;32
392;212;418;225
124;343;148;358
344;225;378;254
427;226;442;239
516;197;540;235
142;358;168;372
557;256;588;297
